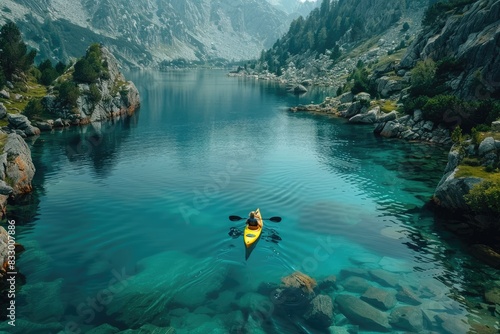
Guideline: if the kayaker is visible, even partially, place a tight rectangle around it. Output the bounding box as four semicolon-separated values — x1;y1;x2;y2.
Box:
246;211;260;230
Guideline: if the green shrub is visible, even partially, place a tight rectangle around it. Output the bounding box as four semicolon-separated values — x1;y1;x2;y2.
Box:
403;95;429;115
462;157;480;166
451;125;462;144
57;81;80;107
410;59;437;96
23;98;45;118
470;127;480;146
87;83;102;105
422;94;461;123
465;181;500;214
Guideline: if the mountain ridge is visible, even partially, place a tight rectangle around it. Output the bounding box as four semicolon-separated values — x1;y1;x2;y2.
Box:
0;0;314;68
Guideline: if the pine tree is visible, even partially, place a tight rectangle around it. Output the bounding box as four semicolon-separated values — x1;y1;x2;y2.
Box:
0;21;36;80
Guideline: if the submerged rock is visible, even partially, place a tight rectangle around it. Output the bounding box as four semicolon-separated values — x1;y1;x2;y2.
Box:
389;306;423;332
361;286;397;310
106;251;228;328
335;294;391;332
304;294;334;329
396;286;422;306
340;276;371;293
281;271;317;294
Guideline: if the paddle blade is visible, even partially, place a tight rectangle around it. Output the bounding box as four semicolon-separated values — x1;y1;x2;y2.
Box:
229;215;245;221
268;216;282;222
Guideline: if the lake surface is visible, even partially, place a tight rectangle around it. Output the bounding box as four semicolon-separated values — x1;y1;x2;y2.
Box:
2;70;499;333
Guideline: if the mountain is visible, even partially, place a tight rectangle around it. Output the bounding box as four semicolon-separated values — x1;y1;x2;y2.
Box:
0;0;300;68
257;0;428;75
266;0;319;16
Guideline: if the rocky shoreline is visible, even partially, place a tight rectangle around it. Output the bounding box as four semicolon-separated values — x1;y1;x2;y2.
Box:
0;46;140;281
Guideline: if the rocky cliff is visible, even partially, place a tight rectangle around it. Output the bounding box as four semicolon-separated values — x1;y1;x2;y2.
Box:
0;0;304;68
400;0;500;99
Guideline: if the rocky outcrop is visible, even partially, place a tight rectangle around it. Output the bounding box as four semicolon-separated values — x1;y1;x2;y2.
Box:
434;135;500;212
374;110;452;145
400;0;500;98
3;133;35;196
6;114;40;138
42;46;140;125
0;132;36;217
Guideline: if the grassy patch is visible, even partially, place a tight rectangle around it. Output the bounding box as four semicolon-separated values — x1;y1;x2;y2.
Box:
478;131;500;141
377;100;398;113
455;164;500;181
376;48;407;70
0;132;8;152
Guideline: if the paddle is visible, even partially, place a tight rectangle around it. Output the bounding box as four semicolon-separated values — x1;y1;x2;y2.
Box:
229;215;282;222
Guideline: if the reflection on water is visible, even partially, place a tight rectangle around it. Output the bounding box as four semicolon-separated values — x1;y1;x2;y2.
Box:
1;70;499;333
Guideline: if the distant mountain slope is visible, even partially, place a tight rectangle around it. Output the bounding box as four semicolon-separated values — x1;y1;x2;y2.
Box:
258;0;428;74
0;0;301;68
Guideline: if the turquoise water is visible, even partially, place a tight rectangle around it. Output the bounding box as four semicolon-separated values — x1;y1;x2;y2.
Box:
1;70;499;333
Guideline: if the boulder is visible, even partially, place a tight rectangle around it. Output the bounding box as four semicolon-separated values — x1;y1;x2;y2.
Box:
338;92;354;104
396;286;422;305
0;90;9;99
0;103;6;119
434;170;482;211
335;294;391;332
281;271;317;294
293;84;308;94
349;109;378;123
7;113;31;129
23;125;41;137
379;121;401;138
435;313;470;334
0;180;13;195
377;76;403;98
389;306;423;332
317;275;337;291
413;109;423;123
492;121;500;132
35;122;53;131
340;276;371;293
3;133;36;195
53;118;65;127
354;92;371;103
339;268;370;280
344;101;363;118
478;137;496;156
422;120;434;132
361;287;397;310
377;110;397;123
369;269;400;288
304;294;334;329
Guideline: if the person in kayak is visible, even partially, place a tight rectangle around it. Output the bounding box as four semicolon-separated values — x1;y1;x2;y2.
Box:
246;211;261;230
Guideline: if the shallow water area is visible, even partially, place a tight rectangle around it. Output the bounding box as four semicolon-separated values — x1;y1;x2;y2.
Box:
1;70;499;333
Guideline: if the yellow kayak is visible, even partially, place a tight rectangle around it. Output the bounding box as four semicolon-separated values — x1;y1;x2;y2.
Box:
244;208;263;248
